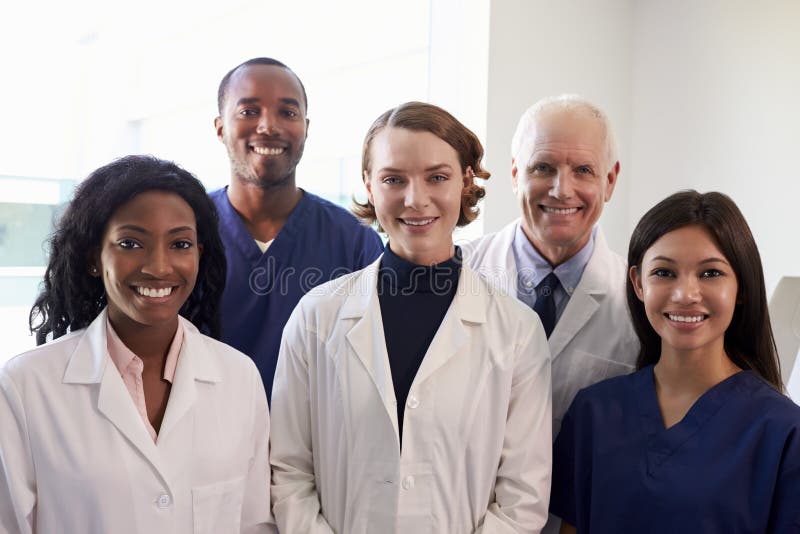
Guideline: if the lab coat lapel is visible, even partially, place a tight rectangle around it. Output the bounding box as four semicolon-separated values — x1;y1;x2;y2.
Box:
158;319;207;443
548;232;611;359
343;259;400;437
413;267;487;386
62;311;166;480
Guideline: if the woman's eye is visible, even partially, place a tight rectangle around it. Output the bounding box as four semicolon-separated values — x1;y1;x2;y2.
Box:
117;239;141;249
701;269;723;278
172;240;193;250
652;268;673;278
383;176;402;184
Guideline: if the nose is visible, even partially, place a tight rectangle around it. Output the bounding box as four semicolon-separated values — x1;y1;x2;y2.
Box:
141;246;173;278
256;110;277;135
549;169;575;200
404;180;430;211
671;275;701;304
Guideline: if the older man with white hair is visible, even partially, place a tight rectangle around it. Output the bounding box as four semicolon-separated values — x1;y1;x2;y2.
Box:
465;95;638;437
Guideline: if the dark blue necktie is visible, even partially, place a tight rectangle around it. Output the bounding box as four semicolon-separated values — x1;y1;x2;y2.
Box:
533;272;559;338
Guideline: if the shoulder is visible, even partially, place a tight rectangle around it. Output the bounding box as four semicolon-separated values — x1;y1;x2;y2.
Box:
741;373;800;426
462;220;518;262
301;192;382;245
184;324;262;380
1;330;85;386
570;367;641;413
207;187;227;205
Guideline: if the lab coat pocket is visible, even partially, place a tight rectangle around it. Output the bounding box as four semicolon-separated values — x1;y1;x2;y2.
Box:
192;475;246;534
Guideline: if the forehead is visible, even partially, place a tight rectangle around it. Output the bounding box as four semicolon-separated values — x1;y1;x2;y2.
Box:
370;127;460;170
521;109;606;160
224;65;304;110
644;225;726;262
108;190;196;228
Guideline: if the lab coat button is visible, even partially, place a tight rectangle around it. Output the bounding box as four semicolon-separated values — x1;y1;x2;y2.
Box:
407;395;419;409
402;475;415;490
157;494;171;508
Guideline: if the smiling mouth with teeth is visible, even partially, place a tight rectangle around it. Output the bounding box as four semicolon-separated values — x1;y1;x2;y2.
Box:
135;286;174;298
401;218;436;226
252;146;285;156
666;313;707;323
542;206;580;215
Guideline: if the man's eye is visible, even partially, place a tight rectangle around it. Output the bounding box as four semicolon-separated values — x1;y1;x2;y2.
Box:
529;163;552;174
281;109;298;119
430;174;447;182
576;165;593;175
239;108;258;117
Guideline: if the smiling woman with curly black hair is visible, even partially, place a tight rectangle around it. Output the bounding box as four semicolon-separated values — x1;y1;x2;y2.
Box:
1;155;275;533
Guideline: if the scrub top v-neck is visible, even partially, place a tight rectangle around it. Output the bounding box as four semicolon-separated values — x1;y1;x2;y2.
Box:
551;365;800;534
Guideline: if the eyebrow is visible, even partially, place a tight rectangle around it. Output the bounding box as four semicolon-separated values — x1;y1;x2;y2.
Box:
650;255;730;265
235;97;302;108
115;225;195;235
377;164;456;174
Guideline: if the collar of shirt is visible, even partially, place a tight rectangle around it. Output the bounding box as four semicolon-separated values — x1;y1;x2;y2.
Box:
106;317;184;383
512;224;597;296
378;243;462;294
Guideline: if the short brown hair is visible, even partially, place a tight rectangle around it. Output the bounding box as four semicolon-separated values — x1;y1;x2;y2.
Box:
352;101;490;230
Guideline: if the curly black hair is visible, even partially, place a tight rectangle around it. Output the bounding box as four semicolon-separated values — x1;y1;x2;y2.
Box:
29;155;226;344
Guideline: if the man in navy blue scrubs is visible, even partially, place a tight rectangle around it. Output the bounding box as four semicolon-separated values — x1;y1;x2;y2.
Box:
211;57;383;401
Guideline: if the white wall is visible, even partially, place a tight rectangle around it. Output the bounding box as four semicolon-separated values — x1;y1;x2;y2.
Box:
629;0;800;296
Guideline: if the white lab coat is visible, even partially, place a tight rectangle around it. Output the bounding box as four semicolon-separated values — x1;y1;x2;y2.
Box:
462;221;639;434
270;259;552;534
0;309;274;534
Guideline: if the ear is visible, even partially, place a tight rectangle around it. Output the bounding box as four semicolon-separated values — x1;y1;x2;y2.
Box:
88;250;101;278
214;116;224;142
304;118;310;140
510;157;520;194
363;170;375;205
197;243;204;257
604;160;620;202
464;166;474;188
629;265;644;302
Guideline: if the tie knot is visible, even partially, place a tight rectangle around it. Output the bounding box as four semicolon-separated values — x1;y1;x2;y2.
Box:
536;272;559;296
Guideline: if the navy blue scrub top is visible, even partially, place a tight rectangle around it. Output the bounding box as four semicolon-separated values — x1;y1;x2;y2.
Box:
209;187;384;402
551;365;800;533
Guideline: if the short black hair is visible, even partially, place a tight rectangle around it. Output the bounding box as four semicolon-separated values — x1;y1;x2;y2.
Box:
30;155;227;343
216;57;308;115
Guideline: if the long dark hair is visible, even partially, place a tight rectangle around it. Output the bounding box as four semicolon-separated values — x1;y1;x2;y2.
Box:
29;155;226;343
626;190;782;390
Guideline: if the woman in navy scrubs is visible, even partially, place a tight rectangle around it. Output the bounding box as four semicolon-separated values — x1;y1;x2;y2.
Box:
550;190;800;533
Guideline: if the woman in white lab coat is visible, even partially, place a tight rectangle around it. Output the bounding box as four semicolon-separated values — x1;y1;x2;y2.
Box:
270;102;553;533
0;155;273;533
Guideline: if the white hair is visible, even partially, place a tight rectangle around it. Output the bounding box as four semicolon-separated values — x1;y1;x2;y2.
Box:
510;94;618;169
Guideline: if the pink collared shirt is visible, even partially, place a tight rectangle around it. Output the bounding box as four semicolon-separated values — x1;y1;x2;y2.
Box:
106;318;184;443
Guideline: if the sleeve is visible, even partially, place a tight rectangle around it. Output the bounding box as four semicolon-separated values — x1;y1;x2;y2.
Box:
476;319;553;534
0;368;36;534
269;306;335;534
768;423;800;532
549;394;580;528
241;361;277;534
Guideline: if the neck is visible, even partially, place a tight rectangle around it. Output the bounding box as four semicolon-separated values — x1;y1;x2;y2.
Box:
654;340;740;396
108;312;178;366
227;178;303;241
522;223;590;267
391;242;455;266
